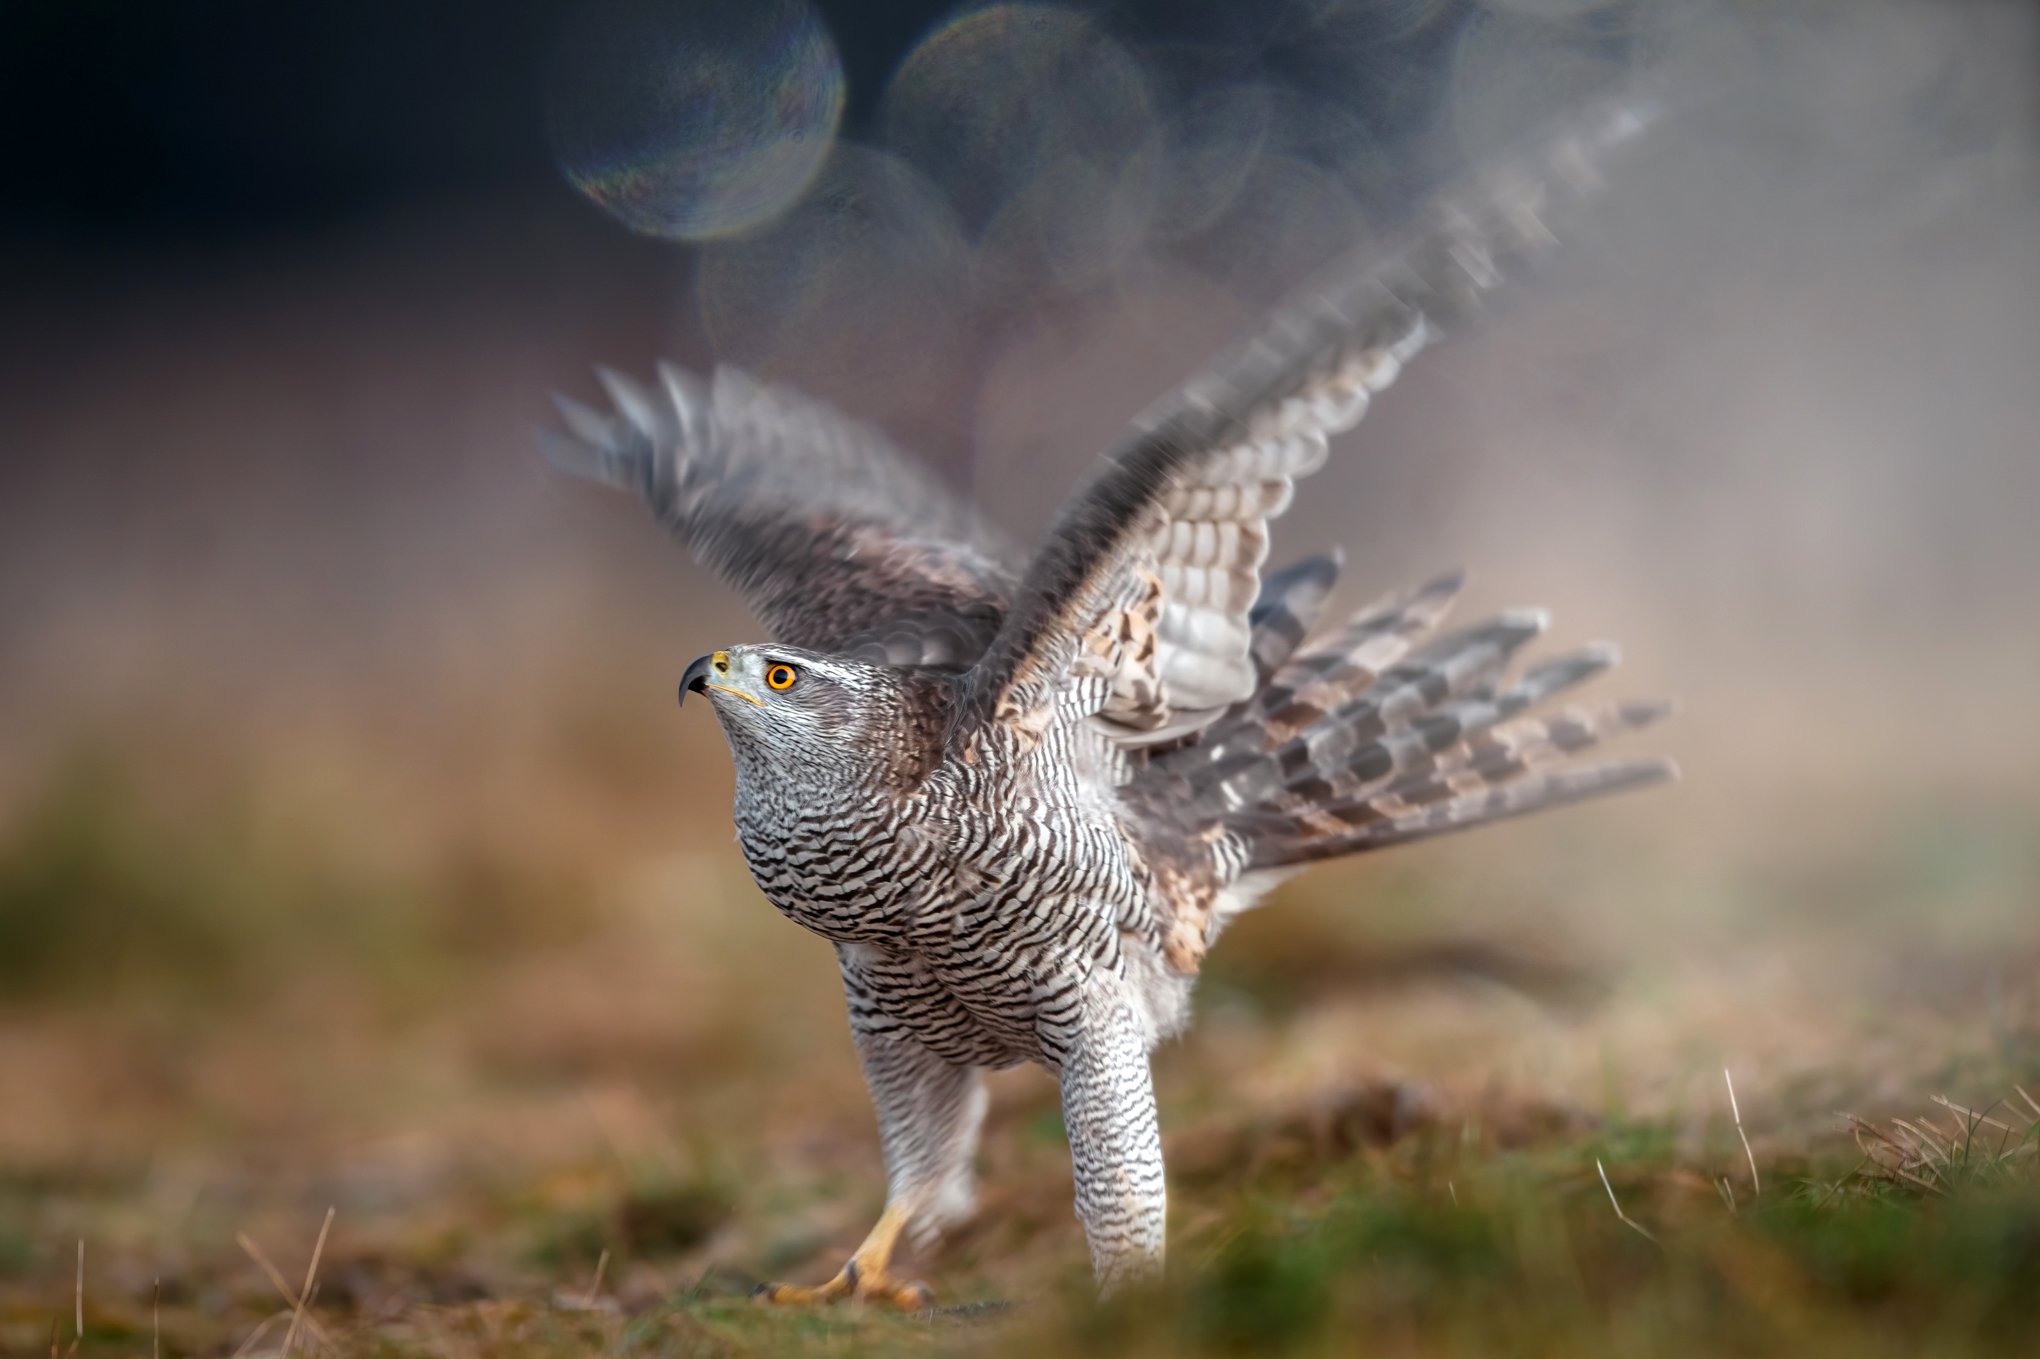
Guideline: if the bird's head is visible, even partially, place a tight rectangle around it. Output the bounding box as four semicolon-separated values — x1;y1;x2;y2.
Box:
680;644;935;789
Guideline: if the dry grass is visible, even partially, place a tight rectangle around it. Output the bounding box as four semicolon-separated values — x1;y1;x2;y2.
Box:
1;576;2036;1356
1840;1090;2040;1200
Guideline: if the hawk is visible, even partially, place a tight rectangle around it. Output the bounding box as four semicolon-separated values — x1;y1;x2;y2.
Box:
542;91;1675;1304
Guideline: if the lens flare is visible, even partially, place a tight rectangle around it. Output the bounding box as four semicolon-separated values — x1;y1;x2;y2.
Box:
881;4;1161;294
696;143;973;417
1148;81;1276;243
1176;152;1371;294
548;0;844;241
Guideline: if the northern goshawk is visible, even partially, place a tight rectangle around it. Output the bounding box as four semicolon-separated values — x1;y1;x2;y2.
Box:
543;90;1675;1304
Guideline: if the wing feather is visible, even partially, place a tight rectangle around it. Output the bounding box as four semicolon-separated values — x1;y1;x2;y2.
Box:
542;363;1020;667
958;87;1664;744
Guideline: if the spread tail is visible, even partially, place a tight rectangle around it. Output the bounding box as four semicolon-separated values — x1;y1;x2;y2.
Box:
1144;559;1676;873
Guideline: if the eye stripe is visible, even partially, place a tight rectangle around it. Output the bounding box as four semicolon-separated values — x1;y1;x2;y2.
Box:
766;663;798;691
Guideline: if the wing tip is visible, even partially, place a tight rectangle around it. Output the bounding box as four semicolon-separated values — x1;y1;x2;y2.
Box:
1296;551;1344;593
594;365;662;436
538;374;657;492
1617;696;1678;729
534;422;625;491
1617;753;1681;788
1497;606;1553;637
1423;567;1467;595
551;392;612;444
1577;638;1620;669
1543;752;1681;804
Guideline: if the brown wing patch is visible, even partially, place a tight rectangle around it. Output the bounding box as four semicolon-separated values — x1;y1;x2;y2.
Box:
1093;566;1168;731
1143;822;1238;976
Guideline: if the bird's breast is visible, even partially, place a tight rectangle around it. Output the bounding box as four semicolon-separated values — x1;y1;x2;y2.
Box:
728;776;1151;960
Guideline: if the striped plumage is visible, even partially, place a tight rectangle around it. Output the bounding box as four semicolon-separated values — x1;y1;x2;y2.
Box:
543;89;1675;1300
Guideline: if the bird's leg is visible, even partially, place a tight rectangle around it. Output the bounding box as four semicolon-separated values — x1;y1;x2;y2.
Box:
756;1009;985;1309
753;1199;931;1309
1055;987;1167;1290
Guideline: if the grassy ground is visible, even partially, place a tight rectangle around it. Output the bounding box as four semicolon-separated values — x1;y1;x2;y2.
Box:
8;42;2040;1343
1;713;2036;1357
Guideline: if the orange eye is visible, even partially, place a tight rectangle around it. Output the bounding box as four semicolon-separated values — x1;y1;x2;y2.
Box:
765;663;798;691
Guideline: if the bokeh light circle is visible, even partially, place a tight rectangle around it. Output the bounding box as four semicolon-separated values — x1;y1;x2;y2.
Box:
696;143;974;416
1154;84;1276;242
1175;153;1371;296
548;0;845;241
880;4;1162;295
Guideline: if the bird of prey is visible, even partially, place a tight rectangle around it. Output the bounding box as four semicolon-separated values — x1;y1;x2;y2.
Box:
543;91;1675;1304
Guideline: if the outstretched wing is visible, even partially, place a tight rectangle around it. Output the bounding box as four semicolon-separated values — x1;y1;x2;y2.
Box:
960;89;1663;745
542;364;1019;668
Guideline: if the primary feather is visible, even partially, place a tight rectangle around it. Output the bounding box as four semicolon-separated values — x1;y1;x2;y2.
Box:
541;363;1018;668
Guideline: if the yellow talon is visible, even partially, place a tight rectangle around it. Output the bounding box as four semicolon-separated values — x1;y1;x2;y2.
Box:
753;1202;933;1310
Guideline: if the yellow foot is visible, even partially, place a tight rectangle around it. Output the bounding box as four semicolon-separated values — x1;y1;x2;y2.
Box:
754;1259;933;1310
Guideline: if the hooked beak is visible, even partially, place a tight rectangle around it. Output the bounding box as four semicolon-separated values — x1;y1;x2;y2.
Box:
679;653;716;707
679;651;763;708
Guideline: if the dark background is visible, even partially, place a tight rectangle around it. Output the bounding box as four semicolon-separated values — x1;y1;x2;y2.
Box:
1;0;1494;247
2;0;2034;766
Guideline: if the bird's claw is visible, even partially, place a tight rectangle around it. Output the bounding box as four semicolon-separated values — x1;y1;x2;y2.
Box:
753;1259;933;1311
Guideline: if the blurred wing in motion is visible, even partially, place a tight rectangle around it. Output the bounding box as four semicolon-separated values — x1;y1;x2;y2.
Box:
961;89;1664;747
542;364;1019;668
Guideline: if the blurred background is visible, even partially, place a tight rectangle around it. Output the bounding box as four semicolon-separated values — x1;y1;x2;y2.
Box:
2;0;2037;1348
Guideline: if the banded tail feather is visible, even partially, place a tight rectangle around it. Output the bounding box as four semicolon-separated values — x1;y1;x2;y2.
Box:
1236;685;1674;858
1372;697;1675;809
1240;757;1675;869
1244;554;1344;689
1175;605;1551;816
1138;563;1674;874
1161;570;1467;779
1136;553;1347;760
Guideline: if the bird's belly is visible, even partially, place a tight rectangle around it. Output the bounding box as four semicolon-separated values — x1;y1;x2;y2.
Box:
841;906;1115;1070
912;816;1151;1061
861;980;1038;1069
734;796;1164;1062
